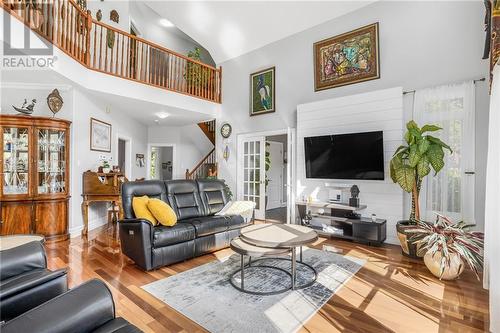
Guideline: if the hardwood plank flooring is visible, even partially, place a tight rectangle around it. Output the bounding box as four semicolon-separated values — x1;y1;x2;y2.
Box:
44;225;489;332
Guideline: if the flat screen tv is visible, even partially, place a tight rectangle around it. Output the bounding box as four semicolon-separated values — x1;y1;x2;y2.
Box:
304;131;384;180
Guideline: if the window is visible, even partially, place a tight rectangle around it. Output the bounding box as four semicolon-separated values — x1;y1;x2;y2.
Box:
413;81;475;222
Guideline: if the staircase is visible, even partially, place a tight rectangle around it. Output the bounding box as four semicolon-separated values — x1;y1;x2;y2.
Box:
2;0;222;103
185;120;217;179
197;120;216;145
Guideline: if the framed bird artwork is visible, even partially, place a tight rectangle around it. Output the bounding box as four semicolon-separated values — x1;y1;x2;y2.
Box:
250;66;275;116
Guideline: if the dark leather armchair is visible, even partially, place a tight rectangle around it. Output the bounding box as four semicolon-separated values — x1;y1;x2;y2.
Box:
1;279;142;333
0;241;68;322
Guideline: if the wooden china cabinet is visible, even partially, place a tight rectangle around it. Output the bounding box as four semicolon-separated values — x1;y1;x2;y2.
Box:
0;115;71;242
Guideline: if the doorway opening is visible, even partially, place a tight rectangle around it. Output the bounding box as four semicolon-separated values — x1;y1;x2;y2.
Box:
116;136;131;179
149;145;174;180
265;134;287;224
237;128;295;224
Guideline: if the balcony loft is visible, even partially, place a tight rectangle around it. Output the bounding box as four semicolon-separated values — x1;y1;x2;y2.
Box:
1;0;222;106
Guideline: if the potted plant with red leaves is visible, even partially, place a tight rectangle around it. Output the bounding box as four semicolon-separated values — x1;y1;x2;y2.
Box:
408;214;484;280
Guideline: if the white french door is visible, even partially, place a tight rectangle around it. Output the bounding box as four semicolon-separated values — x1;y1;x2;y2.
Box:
238;136;266;219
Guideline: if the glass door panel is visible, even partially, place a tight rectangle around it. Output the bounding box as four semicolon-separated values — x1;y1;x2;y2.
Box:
2;127;30;195
241;137;265;219
37;128;66;195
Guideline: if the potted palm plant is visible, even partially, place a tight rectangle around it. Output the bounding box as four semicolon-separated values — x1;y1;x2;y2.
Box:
409;214;484;280
390;120;452;258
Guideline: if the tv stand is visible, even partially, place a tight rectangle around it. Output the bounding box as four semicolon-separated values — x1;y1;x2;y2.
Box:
296;200;386;246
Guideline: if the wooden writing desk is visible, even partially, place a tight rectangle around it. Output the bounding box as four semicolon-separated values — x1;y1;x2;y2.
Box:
81;172;127;236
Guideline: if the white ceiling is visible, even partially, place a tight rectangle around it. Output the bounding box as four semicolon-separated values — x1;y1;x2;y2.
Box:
145;1;375;64
1;70;213;126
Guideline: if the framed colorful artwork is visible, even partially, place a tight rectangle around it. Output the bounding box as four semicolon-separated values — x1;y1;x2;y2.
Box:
90;117;112;152
250;66;275;116
314;23;380;91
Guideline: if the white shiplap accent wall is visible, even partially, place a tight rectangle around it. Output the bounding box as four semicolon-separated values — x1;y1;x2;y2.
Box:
296;87;404;244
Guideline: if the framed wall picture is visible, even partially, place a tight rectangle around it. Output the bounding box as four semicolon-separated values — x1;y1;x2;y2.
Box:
90;118;112;152
136;154;145;167
314;23;380;91
250;66;275;116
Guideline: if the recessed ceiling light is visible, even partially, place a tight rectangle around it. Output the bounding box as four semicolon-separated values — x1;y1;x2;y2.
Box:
155;112;170;119
160;18;174;28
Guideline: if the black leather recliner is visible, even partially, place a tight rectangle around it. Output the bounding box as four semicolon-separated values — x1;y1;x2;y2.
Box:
0;241;68;322
119;179;250;270
1;279;142;333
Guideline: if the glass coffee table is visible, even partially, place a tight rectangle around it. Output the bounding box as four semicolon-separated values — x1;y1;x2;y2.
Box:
229;223;318;295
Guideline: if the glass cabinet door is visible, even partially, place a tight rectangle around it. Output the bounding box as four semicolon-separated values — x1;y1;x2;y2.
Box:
2;127;30;196
36;128;67;195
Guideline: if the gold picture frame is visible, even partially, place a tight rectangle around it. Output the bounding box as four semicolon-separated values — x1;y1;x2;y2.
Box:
314;23;380;91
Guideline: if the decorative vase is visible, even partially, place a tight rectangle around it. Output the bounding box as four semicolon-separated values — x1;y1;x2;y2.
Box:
424;251;464;280
396;220;424;259
103;167;111;174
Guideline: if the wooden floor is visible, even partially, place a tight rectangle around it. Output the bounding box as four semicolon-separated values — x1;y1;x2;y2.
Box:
44;224;490;333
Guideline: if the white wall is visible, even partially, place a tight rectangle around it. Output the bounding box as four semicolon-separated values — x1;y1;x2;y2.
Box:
87;0;130;33
216;1;489;228
0;82;148;236
148;124;213;179
297;87;404;244
129;2;215;66
71;88;148;235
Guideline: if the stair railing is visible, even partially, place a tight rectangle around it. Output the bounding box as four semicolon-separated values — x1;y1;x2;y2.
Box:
2;0;222;103
185;148;216;180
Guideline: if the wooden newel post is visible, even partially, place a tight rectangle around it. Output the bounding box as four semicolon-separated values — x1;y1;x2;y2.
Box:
85;9;92;66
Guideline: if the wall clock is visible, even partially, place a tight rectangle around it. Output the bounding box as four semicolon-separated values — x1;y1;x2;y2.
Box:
220;123;232;138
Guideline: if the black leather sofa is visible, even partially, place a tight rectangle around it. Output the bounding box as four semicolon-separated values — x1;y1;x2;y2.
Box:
1;279;142;333
0;241;68;322
119;179;250;271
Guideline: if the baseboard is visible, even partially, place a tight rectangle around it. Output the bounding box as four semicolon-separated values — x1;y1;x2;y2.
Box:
69;219;107;238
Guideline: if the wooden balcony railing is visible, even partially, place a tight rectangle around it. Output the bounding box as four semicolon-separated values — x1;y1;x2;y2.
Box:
2;0;222;103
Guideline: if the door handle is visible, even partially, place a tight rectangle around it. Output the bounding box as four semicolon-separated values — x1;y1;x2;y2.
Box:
465;171;475;175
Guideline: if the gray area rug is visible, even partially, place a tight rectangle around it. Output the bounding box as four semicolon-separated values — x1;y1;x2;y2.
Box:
142;248;364;333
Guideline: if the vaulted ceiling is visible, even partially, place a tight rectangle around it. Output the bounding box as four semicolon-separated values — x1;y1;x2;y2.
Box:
145;1;375;64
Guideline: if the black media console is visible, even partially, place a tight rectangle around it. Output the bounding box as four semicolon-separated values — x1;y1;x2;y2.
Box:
296;201;386;246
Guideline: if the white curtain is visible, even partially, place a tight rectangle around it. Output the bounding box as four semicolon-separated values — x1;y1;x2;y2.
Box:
413;82;476;223
484;65;500;332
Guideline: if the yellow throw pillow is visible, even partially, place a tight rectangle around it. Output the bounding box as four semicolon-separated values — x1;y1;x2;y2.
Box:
147;199;178;227
132;196;157;226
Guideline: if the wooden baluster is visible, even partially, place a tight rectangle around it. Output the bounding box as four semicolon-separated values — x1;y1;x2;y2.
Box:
155;49;160;86
161;51;167;88
197;65;201;97
45;1;50;37
50;1;54;39
140;43;145;82
56;0;60;45
110;30;115;74
126;36;130;78
183;58;187;93
92;22;96;68
105;28;109;72
98;25;103;70
180;56;184;92
70;5;74;56
144;46;149;84
65;0;69;51
161;52;166;88
120;34;124;77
